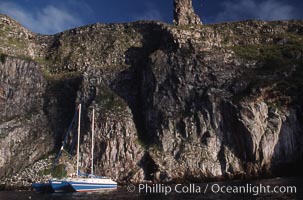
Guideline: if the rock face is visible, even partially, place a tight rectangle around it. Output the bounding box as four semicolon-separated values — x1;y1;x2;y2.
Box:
173;0;202;25
0;57;54;178
0;14;303;185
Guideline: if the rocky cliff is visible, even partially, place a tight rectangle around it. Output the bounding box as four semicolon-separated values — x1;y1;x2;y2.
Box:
0;13;303;185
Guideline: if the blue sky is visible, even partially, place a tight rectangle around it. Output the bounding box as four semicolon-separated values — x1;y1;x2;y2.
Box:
0;0;302;34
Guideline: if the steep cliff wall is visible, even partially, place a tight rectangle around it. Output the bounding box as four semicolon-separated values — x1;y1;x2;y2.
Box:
0;14;303;184
0;56;54;178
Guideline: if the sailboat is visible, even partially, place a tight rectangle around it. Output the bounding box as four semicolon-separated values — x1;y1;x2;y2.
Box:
67;104;117;192
31;182;53;193
49;179;71;192
33;104;117;192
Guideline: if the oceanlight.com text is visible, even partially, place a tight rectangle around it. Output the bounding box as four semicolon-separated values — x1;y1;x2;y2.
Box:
127;183;297;196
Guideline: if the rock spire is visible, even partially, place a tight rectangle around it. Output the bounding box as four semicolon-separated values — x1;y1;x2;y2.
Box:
173;0;202;25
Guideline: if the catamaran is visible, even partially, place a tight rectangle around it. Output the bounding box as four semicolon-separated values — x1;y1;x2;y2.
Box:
32;104;117;192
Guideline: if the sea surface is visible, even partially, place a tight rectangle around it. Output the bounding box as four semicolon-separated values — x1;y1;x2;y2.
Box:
0;177;302;200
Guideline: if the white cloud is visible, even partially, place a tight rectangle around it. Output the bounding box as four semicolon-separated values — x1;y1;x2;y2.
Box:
135;9;163;21
0;1;84;34
215;0;296;22
132;3;163;21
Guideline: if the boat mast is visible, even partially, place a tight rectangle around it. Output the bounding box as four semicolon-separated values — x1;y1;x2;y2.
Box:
76;104;81;178
91;109;95;175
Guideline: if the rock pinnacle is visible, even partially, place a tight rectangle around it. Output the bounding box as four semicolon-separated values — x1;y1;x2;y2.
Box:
173;0;202;25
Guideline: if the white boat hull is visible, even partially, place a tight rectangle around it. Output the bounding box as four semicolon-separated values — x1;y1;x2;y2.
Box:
68;178;117;192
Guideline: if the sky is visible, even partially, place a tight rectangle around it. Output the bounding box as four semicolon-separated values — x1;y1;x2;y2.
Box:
0;0;302;34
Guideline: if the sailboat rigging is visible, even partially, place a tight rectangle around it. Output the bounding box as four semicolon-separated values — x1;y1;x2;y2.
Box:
32;104;117;192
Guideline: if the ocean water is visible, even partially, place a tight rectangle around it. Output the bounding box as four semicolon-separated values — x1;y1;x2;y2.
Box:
0;177;302;200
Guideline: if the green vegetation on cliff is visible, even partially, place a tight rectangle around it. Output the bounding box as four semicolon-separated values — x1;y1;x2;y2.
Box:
39;164;67;179
232;36;303;104
96;84;127;114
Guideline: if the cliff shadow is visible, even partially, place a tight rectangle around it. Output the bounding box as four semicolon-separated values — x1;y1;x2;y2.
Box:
43;75;83;150
219;101;257;175
109;22;176;147
269;108;303;177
